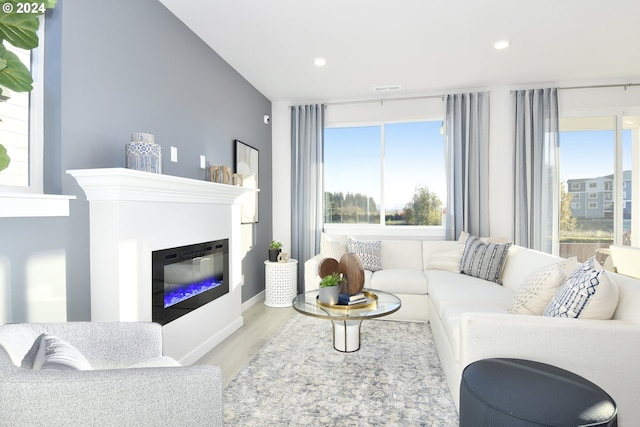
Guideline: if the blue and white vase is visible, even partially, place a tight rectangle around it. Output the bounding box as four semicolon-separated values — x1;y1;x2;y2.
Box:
126;132;162;173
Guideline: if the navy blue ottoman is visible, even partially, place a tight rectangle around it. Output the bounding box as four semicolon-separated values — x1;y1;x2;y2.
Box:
460;358;617;427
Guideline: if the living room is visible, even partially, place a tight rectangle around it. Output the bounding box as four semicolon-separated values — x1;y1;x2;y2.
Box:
0;0;639;424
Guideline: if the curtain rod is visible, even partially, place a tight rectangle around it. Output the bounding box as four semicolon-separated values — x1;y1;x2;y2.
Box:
510;82;639;94
559;82;639;91
322;93;446;107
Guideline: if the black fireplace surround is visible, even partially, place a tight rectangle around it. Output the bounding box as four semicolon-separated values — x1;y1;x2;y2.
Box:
152;239;229;325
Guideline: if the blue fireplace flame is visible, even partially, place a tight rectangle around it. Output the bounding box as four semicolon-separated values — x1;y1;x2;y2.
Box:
164;278;223;308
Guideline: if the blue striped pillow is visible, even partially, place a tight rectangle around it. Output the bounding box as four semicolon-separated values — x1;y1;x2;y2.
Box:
460;235;512;284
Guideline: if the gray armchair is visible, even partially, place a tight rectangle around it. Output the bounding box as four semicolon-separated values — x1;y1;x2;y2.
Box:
0;321;223;426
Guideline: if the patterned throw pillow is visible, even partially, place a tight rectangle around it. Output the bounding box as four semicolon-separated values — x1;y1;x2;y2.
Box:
320;233;347;261
460;235;512;284
346;236;382;272
543;257;618;319
21;333;93;371
509;258;578;315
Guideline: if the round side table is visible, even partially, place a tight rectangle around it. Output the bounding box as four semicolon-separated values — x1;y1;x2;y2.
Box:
264;259;298;307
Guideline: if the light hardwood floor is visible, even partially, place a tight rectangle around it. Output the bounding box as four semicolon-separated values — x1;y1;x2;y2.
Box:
194;302;295;387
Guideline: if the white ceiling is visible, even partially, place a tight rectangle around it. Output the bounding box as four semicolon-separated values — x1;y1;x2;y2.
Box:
159;0;640;103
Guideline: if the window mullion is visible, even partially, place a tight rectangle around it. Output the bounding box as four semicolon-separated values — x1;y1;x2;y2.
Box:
380;125;385;225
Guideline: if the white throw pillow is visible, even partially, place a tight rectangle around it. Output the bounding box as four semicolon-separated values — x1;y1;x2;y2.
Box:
346;236;382;272
425;242;465;273
509;258;579;315
320;233;347;261
460;235;512;284
21;333;93;371
543;258;619;319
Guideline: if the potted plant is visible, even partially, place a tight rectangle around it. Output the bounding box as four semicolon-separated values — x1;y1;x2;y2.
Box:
318;272;343;305
268;240;282;262
0;0;57;172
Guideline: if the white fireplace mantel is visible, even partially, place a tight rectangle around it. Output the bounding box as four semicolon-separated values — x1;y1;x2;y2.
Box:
67;167;256;204
67;167;254;365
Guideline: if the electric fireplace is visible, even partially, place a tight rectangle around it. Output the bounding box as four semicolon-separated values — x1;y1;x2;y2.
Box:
152;239;229;325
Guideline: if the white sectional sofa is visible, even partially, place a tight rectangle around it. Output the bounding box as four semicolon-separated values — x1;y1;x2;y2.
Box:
304;235;640;426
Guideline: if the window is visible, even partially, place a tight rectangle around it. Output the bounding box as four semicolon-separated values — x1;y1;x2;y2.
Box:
324;121;445;227
572;202;580;209
0;17;44;193
559;115;638;260
571;183;581;190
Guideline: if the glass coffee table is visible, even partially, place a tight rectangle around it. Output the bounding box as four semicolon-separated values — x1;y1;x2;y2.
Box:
292;288;401;352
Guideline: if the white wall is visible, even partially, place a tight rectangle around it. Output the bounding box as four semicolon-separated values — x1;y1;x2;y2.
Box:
272;84;640;253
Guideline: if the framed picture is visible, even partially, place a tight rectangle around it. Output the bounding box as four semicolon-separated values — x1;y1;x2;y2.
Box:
234;139;259;223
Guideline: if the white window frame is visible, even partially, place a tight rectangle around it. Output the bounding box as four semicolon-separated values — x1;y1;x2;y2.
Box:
323;119;446;239
0;16;74;217
588;202;598;209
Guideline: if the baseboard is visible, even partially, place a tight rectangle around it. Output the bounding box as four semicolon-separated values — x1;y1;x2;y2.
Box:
179;316;244;365
242;290;265;313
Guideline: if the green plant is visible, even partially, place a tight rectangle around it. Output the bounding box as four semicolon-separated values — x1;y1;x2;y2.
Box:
0;0;57;172
269;240;282;250
319;272;344;288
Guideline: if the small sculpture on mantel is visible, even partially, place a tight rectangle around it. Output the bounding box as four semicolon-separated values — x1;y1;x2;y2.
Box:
209;165;243;186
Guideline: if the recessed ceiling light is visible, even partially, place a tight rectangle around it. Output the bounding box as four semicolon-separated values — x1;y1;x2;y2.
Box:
314;57;326;67
493;40;510;50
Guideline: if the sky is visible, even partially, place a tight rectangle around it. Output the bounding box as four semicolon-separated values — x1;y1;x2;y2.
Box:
324;122;633;212
324;121;446;211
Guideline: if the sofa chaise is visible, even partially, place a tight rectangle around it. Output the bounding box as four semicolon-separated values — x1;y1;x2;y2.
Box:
305;234;640;426
0;321;223;426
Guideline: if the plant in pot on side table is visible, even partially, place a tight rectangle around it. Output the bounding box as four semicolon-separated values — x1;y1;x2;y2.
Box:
318;272;344;305
268;240;282;262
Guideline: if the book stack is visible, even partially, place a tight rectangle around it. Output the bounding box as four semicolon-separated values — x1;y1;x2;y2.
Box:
338;293;367;306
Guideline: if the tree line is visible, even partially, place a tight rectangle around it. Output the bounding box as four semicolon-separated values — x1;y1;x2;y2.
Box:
324;187;443;225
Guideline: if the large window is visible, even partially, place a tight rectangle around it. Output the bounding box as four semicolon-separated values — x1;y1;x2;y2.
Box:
324;121;445;227
0;18;45;193
559;115;638;261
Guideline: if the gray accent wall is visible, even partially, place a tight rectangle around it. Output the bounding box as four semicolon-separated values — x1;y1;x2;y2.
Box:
0;0;272;322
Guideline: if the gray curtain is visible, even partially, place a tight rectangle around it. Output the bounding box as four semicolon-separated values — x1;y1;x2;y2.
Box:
291;104;324;293
513;88;559;253
444;92;491;240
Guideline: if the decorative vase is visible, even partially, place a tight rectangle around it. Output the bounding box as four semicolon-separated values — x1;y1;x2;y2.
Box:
268;248;281;262
126;132;162;173
319;286;339;305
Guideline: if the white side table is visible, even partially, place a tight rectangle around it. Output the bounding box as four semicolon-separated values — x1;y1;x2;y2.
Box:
264;259;298;307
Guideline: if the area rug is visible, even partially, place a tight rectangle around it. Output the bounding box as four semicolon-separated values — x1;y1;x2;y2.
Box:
223;314;459;426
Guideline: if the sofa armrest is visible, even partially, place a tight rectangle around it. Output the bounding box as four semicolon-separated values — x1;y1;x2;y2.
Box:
304;254;323;292
0;365;223;426
459;312;640;424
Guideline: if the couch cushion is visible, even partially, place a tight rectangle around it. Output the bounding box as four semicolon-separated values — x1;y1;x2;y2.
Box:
320;233;347;261
508;258;579;316
381;240;424;270
441;303;510;361
544;258;618;319
21;333;93;371
460;236;512;284
501;245;565;292
369;269;428;295
346;236;382;271
423;241;465;273
427;270;514;319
